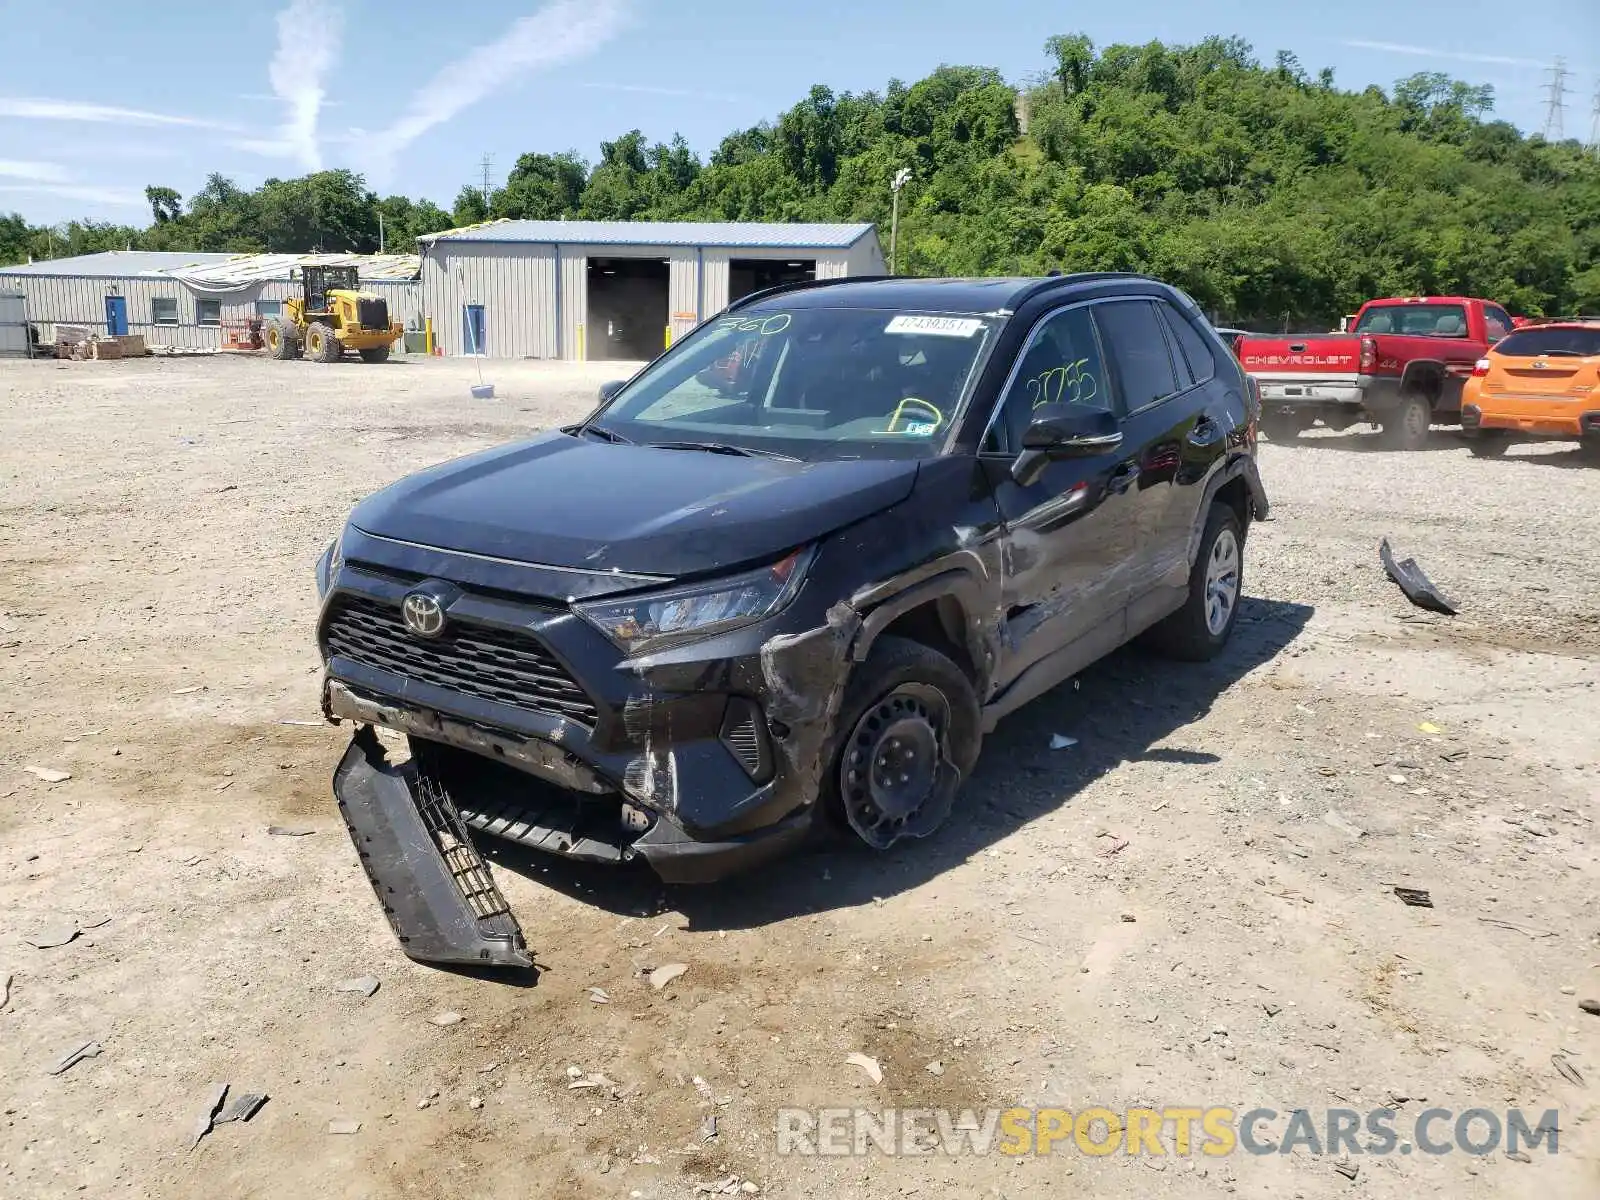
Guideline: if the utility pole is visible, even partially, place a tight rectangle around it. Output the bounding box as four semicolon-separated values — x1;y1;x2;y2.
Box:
378;211;385;253
480;154;494;210
1541;57;1570;140
1589;82;1600;156
889;167;911;275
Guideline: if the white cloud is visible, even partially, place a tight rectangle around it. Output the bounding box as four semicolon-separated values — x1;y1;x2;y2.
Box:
580;81;745;103
0;160;69;182
1342;40;1545;70
253;0;346;171
0;96;237;129
361;0;631;182
0;182;146;207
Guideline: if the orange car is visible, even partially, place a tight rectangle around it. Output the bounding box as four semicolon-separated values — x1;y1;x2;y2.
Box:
1461;320;1600;458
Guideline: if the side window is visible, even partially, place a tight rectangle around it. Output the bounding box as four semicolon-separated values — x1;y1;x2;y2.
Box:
151;297;179;326
1093;300;1181;412
1483;305;1512;344
983;306;1109;455
1157;301;1217;387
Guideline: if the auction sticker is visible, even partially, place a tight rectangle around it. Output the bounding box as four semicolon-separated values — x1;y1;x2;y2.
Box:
885;315;985;337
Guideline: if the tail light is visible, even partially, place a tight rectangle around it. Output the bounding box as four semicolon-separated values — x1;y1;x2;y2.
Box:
1471;358;1491;378
1359;335;1377;371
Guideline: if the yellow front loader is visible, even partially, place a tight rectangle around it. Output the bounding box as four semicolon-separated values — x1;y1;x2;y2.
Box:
263;264;403;363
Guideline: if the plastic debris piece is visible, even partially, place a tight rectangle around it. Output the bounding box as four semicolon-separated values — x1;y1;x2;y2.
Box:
1394;887;1433;908
587;987;610;1004
650;962;688;991
327;1118;361;1135
1552;1055;1585;1087
1049;734;1078;751
1418;722;1442;734
24;917;80;949
266;826;314;837
46;1040;102;1076
430;1011;463;1027
25;767;71;783
845;1053;883;1084
189;1083;229;1150
216;1092;268;1123
333;976;380;998
1379;538;1458;615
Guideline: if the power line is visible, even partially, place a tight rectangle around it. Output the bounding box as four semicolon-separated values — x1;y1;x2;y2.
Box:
1541;57;1570;140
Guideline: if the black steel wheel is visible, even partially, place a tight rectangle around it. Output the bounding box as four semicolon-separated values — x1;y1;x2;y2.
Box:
824;636;981;852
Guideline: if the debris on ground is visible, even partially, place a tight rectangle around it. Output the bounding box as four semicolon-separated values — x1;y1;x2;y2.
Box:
1552;1055;1585;1087
845;1052;883;1084
649;962;688;991
46;1040;102;1076
333;976;380;998
1379;538;1458;615
1323;810;1366;839
1098;835;1130;858
1049;734;1078;750
1580;999;1600;1016
24;767;71;784
699;1113;718;1142
266;826;314;837
925;1061;946;1076
0;971;11;1010
1418;721;1442;734
326;1118;361;1135
1478;917;1556;940
189;1083;229;1150
1393;887;1433;908
587;987;610;1003
24;916;81;949
1334;1161;1360;1181
215;1092;267;1123
429;1011;463;1027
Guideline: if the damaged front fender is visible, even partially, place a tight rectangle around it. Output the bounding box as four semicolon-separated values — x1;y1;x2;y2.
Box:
333;725;532;968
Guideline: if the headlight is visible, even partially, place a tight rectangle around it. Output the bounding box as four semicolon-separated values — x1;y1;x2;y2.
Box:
315;531;344;598
575;546;814;655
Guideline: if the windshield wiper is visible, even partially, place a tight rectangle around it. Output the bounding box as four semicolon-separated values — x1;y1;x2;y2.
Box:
1533;349;1582;357
576;422;632;444
648;440;799;461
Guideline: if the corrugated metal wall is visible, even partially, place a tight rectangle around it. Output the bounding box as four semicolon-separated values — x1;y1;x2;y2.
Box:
0;273;420;349
418;234;881;360
421;244;557;358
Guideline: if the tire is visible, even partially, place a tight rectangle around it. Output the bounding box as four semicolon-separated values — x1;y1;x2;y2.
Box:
1381;394;1433;450
357;345;391;364
304;321;342;363
820;635;981;853
1466;433;1510;458
264;319;298;360
1144;503;1244;662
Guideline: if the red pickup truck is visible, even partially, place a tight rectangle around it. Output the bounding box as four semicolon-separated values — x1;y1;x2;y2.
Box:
1238;296;1515;449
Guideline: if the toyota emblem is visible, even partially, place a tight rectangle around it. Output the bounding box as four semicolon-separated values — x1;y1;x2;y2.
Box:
401;591;446;638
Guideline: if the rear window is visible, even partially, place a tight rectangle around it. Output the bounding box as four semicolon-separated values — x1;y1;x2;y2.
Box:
1494;327;1600;358
1354;304;1469;337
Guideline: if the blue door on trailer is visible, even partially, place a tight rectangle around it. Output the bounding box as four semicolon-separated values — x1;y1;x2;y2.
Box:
104;296;128;336
463;305;486;355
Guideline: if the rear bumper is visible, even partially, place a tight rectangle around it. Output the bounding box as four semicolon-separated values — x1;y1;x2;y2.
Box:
1257;377;1367;407
1463;402;1600;439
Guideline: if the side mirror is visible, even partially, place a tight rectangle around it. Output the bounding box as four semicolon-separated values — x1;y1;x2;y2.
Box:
597;379;626;403
1011;404;1121;486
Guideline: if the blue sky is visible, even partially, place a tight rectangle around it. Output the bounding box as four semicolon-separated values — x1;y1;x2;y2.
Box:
0;0;1595;227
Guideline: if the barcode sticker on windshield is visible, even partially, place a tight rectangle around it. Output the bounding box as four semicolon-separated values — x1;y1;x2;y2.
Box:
884;315;984;338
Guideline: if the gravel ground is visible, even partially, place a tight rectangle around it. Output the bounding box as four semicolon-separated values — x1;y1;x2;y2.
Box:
1;354;1597;1200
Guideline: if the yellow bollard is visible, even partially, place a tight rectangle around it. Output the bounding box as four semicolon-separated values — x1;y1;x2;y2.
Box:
664;325;672;350
424;316;434;356
577;324;585;362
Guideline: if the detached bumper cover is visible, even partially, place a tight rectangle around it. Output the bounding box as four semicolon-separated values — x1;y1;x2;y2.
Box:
333;724;532;968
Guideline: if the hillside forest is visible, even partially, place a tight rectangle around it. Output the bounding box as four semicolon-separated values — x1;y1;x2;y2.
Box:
3;33;1596;327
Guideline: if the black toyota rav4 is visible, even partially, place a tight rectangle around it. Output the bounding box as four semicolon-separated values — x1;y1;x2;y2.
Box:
317;273;1268;967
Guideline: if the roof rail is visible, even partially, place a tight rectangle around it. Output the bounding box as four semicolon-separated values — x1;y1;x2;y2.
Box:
723;274;896;313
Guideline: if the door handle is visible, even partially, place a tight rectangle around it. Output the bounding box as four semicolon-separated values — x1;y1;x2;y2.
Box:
1107;461;1140;493
1187;417;1223;447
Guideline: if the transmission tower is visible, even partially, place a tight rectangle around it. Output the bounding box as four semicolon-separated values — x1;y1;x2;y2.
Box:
1541;57;1570;140
479;154;495;208
1589;82;1600;155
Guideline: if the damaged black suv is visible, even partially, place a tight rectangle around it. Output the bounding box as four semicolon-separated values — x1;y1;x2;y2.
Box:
317;273;1268;967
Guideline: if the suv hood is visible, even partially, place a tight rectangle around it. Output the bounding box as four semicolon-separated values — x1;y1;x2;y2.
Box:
349;430;921;578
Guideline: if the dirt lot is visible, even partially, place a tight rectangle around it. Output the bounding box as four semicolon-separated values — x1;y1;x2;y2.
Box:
2;353;1597;1200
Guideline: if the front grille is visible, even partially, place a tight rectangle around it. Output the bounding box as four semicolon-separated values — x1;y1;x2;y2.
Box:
324;595;598;725
356;297;389;331
719;697;772;782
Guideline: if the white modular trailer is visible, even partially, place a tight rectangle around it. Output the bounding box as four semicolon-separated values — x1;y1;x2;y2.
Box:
418;220;886;360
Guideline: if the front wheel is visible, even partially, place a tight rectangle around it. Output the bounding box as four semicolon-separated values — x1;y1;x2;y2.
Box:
822;636;981;852
1381;394;1433;450
358;345;391;364
263;319;298;360
304;321;342;363
1144;503;1244;662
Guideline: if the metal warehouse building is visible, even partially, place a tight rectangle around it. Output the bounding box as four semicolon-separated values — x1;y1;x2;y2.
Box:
0;251;421;351
419;220;885;360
